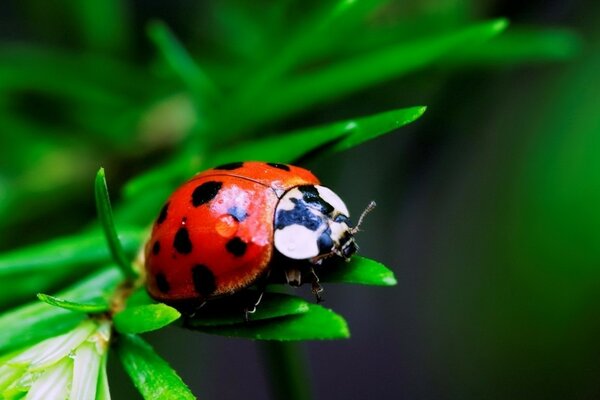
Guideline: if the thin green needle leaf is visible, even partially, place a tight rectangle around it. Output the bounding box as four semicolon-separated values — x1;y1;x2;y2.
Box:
116;334;195;400
95;168;137;280
0;267;122;354
209;106;426;166
235;19;508;131
234;0;375;104
445;27;582;66
196;304;349;341
147;20;219;103
36;293;109;314
114;304;181;334
186;292;311;327
0;228;142;276
0;228;144;279
320;256;397;286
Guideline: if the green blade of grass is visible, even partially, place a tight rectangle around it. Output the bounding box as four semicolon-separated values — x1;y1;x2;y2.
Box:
234;0;384;105
95;168;137;280
195;304;349;341
320;256;397;286
116;334;196;400
0;227;143;308
229;18;507;134
0;228;144;278
186;292;311;327
36;293;109;314
114;304;181;334
0;267;122;354
96;352;111;400
148;20;219;104
444;27;582;66
209;106;426;166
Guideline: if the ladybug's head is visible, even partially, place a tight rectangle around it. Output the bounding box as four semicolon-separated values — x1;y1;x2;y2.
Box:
273;185;375;264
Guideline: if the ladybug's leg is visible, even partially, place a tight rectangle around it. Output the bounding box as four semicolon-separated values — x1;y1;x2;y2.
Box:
244;291;265;322
244;271;271;322
308;267;324;303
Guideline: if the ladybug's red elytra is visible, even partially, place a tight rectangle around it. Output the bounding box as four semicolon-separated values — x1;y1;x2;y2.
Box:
144;161;374;310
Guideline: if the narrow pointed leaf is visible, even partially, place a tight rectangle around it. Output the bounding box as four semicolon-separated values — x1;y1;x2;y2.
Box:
96;352;111;400
320;256;397;286
209;106;426;166
236;19;508;130
0;228;144;277
196;304;349;341
148;20;219;103
116;334;195;400
36;293;109;314
445;27;581;66
95;168;137;280
0;267;121;354
114;304;181;334
186;292;310;327
234;0;380;104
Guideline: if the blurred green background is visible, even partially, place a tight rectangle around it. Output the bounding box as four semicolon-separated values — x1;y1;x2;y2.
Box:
1;0;599;398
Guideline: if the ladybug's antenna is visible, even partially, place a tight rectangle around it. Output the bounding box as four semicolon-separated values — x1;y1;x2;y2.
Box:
350;201;376;234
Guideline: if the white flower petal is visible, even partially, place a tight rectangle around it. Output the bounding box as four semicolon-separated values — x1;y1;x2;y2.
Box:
95;353;111;400
25;357;72;400
29;320;96;371
69;342;101;400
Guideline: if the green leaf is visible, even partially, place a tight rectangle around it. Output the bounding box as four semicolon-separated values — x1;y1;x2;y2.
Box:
209;106;426;166
0;267;122;354
233;0;383;105
0;228;144;278
196;304;349;341
445;27;582;66
116;334;195;400
114;304;181;334
0;229;146;306
186;292;310;327
231;18;508;132
147;20;219;104
95;168;137;280
96;352;111;400
320;256;397;286
36;293;109;314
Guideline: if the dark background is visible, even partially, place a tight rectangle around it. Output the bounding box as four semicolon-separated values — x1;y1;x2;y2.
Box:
1;1;599;399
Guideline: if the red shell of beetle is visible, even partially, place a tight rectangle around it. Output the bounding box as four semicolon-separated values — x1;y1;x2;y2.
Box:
144;162;320;303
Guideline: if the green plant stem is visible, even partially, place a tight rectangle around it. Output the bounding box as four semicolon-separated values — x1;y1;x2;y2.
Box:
260;342;312;400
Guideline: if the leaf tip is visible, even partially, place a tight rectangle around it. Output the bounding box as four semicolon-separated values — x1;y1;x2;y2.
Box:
382;274;398;286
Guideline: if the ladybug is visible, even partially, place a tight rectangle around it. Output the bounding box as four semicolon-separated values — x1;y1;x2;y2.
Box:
144;161;374;311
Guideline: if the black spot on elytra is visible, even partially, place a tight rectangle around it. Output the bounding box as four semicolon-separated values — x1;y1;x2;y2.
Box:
298;185;334;215
173;227;192;254
228;206;248;222
267;163;290;171
192;181;222;207
155;273;170;293
157;203;169;224
214;162;244;170
152;241;160;255
226;237;247;257
192;264;216;297
275;198;324;231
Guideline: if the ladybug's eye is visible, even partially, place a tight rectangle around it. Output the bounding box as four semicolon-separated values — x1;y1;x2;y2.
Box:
342;240;357;259
334;214;351;225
